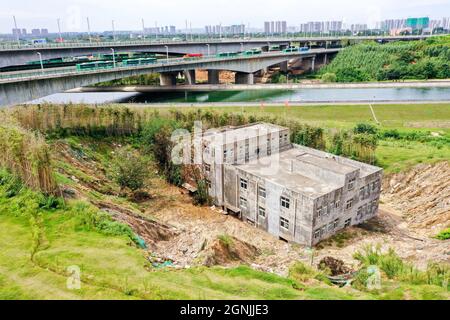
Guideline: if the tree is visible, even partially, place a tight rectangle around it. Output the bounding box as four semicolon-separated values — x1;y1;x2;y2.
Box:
110;147;148;192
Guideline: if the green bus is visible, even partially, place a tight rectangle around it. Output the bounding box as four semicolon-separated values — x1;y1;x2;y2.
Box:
122;58;157;66
76;61;114;71
216;52;239;58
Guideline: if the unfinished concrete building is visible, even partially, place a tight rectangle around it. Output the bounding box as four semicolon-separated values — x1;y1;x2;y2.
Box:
196;123;383;247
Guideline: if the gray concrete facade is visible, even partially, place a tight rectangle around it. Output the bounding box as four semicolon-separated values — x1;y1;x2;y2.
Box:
195;123;383;247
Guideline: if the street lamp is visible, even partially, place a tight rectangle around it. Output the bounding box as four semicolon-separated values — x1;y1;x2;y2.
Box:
13;16;20;47
240;42;244;52
112;20;116;41
57;18;63;42
110;48;116;68
37;52;44;74
87;17;92;44
206;44;210;56
164;45;169;62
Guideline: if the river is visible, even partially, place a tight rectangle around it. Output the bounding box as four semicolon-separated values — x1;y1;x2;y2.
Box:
30;87;450;104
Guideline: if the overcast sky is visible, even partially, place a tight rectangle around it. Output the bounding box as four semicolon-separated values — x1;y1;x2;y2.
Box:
1;0;449;33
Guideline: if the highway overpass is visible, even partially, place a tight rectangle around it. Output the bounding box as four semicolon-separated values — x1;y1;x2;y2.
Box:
0;49;339;106
0;35;432;68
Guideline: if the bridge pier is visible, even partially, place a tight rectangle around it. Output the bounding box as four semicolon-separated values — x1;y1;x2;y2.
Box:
184;70;196;85
208;70;220;85
235;72;255;85
311;57;316;72
160;72;178;86
279;61;289;73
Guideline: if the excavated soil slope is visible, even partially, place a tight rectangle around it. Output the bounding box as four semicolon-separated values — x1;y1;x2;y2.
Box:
382;161;450;236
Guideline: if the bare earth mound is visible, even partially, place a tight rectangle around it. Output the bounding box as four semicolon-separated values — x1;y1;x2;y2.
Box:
382;161;450;236
201;236;261;267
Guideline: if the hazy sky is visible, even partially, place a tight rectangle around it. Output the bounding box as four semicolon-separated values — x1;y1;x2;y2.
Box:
1;0;449;33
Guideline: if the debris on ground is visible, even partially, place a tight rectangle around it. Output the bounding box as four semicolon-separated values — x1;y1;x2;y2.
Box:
318;257;353;276
201;235;261;267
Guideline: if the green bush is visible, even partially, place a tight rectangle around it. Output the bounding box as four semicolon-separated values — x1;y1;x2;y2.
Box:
109;147;149;192
435;228;450;240
354;123;378;135
321;72;337;83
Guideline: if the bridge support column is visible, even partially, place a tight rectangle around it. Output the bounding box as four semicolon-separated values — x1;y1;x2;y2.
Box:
235;72;255;85
184;70;196;85
160;72;178;86
279;61;288;73
311;57;316;72
208;70;220;85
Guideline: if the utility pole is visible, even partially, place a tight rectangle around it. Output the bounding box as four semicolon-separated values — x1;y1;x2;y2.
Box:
87;17;92;44
190;21;193;41
155;21;158;40
142;18;146;40
57;18;63;42
13;16;20;47
185;20;188;41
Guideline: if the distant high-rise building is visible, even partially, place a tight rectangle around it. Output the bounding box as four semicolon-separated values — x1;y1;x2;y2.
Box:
145;25;176;35
299;21;342;33
351;24;368;33
41;28;49;36
264;21;270;34
264;21;287;34
12;28;21;36
405;17;429;30
31;29;41;36
205;24;244;36
379;19;406;31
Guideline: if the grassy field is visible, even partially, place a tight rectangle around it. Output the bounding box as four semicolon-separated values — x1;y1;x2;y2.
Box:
155;103;450;173
1;190;448;300
0;190;364;300
171;103;450;130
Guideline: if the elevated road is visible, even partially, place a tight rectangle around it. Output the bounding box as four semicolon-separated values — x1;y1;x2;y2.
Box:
0;49;339;106
0;35;433;68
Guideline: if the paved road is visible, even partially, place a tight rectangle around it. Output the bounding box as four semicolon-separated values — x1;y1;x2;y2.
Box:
69;80;450;93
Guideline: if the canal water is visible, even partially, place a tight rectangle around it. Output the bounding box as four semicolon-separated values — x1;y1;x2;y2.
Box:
30;87;450;104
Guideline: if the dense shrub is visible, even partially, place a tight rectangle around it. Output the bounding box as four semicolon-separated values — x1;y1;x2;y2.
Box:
109;147;149;192
319;36;450;82
0;123;58;195
321;72;337;83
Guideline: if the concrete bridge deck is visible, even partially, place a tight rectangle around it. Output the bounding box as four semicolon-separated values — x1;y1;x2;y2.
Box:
0;35;433;68
0;49;338;106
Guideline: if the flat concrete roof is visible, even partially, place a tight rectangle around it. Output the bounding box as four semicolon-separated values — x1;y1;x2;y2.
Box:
202;123;286;146
234;148;343;198
296;153;358;175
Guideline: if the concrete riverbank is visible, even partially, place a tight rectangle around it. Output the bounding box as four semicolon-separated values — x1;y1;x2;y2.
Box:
68;79;450;93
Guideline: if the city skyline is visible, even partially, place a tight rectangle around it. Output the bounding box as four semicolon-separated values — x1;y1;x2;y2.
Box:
1;0;449;33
